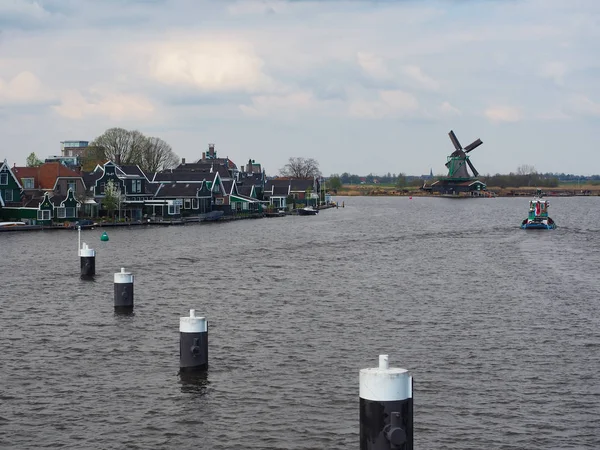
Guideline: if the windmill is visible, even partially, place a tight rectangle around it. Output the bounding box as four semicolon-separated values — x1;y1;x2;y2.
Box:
427;130;487;196
445;130;482;179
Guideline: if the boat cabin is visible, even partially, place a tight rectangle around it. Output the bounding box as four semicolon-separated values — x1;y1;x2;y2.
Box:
528;199;549;220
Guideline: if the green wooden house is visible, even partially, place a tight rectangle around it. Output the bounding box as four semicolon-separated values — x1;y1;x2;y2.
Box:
37;192;54;225
55;189;81;222
0;160;23;220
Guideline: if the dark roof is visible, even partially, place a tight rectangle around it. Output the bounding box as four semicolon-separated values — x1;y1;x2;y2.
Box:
83;171;102;190
222;180;234;195
154;182;207;198
153;171;210;183
272;186;289;196
145;182;160;195
118;165;146;178
175;163;232;179
237;185;254;197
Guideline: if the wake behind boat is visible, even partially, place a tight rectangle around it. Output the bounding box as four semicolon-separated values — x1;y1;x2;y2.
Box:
521;190;556;230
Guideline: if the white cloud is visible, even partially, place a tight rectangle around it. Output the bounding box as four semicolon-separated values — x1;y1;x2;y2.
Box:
148;38;278;94
0;0;50;20
403;65;440;91
239;91;323;117
0;71;54;105
357;52;392;80
349;90;419;119
54;89;155;120
540;61;567;85
565;94;600;117
439;101;461;116
227;0;286;16
484;106;522;123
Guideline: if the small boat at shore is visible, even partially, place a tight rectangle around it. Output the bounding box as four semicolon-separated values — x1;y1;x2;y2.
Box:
521;190;556;230
297;206;318;216
0;221;26;227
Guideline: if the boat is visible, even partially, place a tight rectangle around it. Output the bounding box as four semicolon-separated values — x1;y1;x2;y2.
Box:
297;206;318;216
0;221;26;227
520;190;556;230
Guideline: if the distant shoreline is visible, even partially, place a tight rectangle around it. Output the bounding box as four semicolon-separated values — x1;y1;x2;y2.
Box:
332;186;600;198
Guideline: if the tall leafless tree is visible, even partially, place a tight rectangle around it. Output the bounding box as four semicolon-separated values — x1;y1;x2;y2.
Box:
279;157;322;178
90;128;179;172
141;137;180;173
91;128;149;165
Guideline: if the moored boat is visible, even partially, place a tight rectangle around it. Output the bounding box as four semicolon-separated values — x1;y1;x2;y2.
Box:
521;190;556;230
297;206;318;216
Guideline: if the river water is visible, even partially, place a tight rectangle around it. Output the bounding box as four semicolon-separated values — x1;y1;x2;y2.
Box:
1;196;599;449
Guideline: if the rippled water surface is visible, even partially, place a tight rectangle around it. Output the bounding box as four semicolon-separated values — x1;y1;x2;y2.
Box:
1;196;599;449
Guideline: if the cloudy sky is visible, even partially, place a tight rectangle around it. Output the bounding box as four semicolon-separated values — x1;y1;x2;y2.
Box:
1;0;599;176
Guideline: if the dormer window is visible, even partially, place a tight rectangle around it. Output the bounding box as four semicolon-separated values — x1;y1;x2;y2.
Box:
23;178;34;189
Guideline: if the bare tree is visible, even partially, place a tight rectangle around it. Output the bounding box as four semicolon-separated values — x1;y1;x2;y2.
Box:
279;157;322;178
91;128;149;165
141;137;180;173
517;165;537;175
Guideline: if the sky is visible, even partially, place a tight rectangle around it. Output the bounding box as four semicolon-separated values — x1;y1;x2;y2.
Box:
1;0;599;177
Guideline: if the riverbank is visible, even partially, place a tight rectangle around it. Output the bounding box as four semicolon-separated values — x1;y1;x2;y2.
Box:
334;185;600;197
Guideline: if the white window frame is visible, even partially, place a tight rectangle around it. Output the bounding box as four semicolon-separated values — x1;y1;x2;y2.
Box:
37;210;51;220
23;178;34;189
4;189;13;202
0;173;7;185
132;179;141;193
184;199;191;209
65;207;76;218
192;198;199;209
56;207;66;218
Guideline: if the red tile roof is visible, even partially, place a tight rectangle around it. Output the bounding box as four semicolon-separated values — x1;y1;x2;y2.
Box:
13;163;82;190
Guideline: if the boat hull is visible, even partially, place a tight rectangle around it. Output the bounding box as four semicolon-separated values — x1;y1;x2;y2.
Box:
520;219;556;230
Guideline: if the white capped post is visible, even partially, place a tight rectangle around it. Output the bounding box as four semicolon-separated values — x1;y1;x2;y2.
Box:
359;355;413;449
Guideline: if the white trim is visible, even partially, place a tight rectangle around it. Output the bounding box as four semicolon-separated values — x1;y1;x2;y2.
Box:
359;356;412;402
0;160;22;189
114;268;134;284
0;191;4;207
180;310;208;333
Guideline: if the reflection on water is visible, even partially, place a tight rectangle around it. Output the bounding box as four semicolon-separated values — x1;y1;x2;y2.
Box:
179;370;209;396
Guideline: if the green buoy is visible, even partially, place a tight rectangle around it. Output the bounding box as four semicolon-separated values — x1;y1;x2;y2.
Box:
101;231;109;242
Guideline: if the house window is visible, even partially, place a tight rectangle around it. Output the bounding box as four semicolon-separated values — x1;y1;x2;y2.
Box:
67;181;76;193
57;207;66;218
168;204;181;215
213;184;220;193
23;178;34;189
132;179;141;193
4;189;13;202
192;198;199;209
215;197;223;205
0;173;7;185
37;210;51;221
65;207;76;218
184;199;191;209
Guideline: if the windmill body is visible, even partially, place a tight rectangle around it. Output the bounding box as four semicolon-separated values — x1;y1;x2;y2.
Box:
429;130;487;197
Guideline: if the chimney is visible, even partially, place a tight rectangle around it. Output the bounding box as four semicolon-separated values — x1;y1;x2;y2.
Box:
182;158;186;165
208;143;215;158
247;159;252;174
202;152;206;160
115;153;121;166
